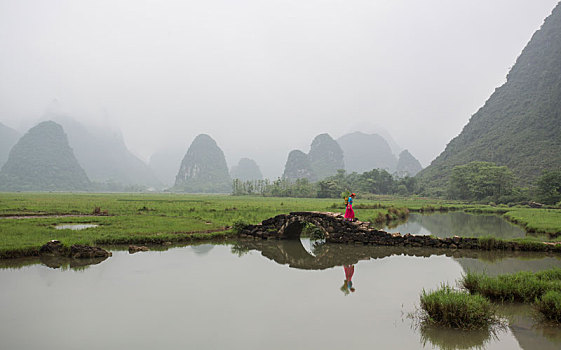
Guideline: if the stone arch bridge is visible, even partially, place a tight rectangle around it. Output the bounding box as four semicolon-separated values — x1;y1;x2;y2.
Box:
236;211;558;251
238;211;452;246
240;211;371;241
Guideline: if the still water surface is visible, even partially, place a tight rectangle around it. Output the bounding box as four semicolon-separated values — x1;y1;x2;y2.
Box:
385;212;527;239
1;241;561;350
55;224;99;230
1;213;560;350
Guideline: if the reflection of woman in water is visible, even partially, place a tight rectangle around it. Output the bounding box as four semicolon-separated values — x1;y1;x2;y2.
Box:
344;193;356;221
340;264;356;295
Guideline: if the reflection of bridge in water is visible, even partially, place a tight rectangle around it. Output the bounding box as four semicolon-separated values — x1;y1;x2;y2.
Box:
233;238;561;272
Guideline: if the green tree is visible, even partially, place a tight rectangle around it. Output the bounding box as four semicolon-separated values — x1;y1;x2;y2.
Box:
448;162;515;201
357;169;395;194
536;170;561;205
317;180;341;198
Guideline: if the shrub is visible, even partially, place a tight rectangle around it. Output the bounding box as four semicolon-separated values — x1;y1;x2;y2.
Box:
420;284;496;330
232;220;249;234
536;290;561;323
536;170;561;205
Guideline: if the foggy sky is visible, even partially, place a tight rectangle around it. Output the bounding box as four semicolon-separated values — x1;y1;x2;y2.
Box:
1;0;559;178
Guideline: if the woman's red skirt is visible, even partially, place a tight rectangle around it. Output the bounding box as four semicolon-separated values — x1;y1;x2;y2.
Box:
344;205;355;220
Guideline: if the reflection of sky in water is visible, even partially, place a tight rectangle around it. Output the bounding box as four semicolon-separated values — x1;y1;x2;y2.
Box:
300;238;326;257
384;212;527;239
384;218;432;235
1;244;560;349
300;238;315;256
55;224;98;230
190;244;214;255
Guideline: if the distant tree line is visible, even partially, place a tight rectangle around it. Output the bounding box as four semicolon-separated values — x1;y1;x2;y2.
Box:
446;161;561;205
232;169;418;198
233;162;561;206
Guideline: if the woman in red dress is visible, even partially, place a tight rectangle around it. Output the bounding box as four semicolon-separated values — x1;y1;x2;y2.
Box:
344;193;356;221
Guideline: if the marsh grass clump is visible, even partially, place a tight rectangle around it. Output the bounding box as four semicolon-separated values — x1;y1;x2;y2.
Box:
476;236;549;252
477;237;500;250
368;207;409;226
535;290;561;323
462;269;561;302
387;206;409;219
232;220;249;234
420;205;435;213
420;285;497;330
516;240;548;251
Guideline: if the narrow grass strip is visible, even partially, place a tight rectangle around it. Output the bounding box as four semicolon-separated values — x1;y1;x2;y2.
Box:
462;268;561;303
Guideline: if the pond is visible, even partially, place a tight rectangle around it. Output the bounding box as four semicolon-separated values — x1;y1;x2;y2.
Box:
1;238;561;350
55;224;99;230
384;212;528;239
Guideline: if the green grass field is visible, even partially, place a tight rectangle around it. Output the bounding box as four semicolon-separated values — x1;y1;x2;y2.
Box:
503;209;561;236
0;193;362;257
1;192;560;258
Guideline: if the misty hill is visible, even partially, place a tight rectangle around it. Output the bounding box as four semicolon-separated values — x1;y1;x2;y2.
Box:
308;133;344;180
348;123;404;157
417;4;561;189
379;131;403;159
337;132;398;173
396;150;423;177
48;115;162;188
149;148;185;187
173;134;231;193
230;158;263;181
0;121;91;191
0;122;20;168
282;150;314;181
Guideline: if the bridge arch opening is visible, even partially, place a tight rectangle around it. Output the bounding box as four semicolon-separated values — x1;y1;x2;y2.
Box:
283;221;306;239
282;218;328;240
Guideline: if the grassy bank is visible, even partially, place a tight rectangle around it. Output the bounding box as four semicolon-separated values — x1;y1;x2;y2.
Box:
462;268;561;323
462;268;561;302
503;208;561;236
1;193;560;258
476;236;561;253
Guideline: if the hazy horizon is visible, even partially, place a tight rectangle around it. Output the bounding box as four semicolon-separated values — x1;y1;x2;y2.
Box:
1;0;559;178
